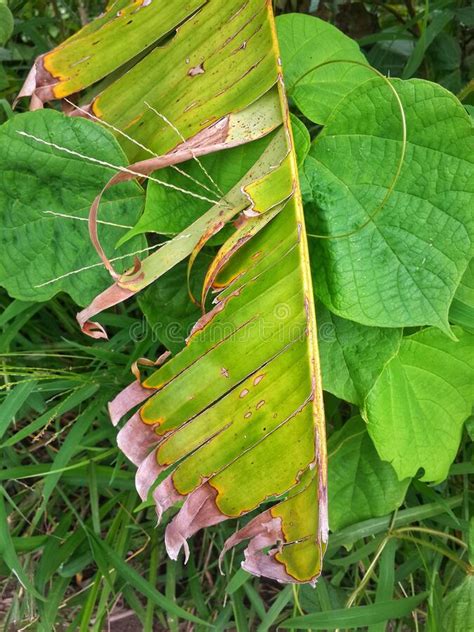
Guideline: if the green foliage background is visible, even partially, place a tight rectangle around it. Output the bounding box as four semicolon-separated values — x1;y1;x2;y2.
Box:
0;1;473;630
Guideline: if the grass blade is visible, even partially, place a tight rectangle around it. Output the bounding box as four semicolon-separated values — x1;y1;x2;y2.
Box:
0;380;37;440
281;593;429;629
1;383;98;447
257;585;293;632
87;531;211;627
0;489;45;601
369;539;398;632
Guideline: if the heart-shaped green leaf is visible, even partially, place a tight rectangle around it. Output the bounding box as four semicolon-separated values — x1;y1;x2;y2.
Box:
303;78;474;331
290;114;310;165
277;14;373;124
0;110;145;305
442;575;474;632
328;417;410;532
364;327;474;482
317;303;402;406
450;258;474;331
0;4;13;46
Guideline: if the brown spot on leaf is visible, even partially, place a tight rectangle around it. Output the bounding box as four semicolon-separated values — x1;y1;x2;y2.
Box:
188;62;205;76
221;367;229;378
256;400;265;410
233;213;249;229
253;374;264;386
239;388;249;398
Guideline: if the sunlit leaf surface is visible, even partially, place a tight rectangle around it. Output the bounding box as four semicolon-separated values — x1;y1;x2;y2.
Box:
0;110;145;304
22;0;328;584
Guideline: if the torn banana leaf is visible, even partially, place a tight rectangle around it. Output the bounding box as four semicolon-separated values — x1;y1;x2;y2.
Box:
23;0;327;583
19;0;282;161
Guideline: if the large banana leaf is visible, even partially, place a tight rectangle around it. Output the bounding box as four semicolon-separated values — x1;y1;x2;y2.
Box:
22;0;327;583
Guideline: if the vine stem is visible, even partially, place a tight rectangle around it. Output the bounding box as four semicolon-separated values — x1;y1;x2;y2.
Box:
394;526;467;549
394;534;470;573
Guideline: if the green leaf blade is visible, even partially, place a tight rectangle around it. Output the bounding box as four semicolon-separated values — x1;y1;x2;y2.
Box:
304;78;474;330
281;592;429;629
329;417;410;531
277;13;373;125
0;110;145;305
364;327;474;481
317;303;402;406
